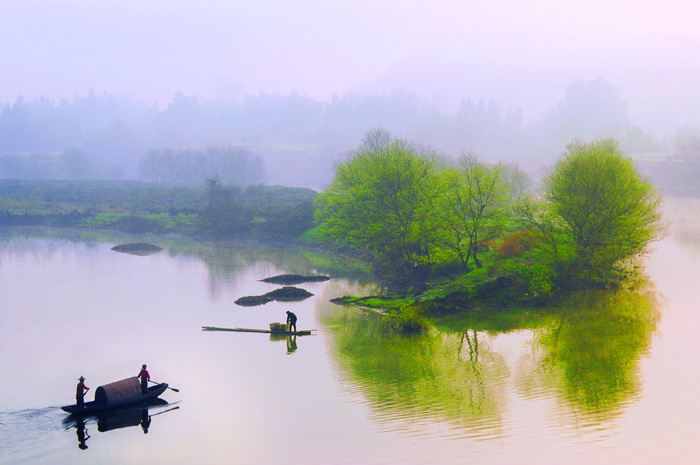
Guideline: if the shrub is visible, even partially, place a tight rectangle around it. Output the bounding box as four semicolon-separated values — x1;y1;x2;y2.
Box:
497;229;534;259
393;304;428;334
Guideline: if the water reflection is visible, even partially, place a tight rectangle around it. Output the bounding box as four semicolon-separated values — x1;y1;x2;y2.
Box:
532;288;660;421
321;307;509;436
0;226;373;298
664;197;700;254
0;224;679;464
75;417;90;450
269;333;299;354
62;399;179;450
323;285;660;433
287;335;298;354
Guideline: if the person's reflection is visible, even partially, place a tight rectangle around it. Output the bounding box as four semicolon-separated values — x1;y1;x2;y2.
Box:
76;417;90;450
140;409;152;434
287;335;298;354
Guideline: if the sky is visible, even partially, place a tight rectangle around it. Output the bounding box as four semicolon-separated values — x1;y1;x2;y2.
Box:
1;0;700;135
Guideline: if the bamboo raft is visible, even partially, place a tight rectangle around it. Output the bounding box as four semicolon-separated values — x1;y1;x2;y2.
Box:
202;326;316;336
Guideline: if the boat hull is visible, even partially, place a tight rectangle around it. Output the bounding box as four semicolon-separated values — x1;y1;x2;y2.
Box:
61;383;168;414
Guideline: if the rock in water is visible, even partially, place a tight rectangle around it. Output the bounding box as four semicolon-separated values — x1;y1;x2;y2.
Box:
111;242;163;256
260;274;330;285
263;286;314;301
235;295;273;306
235;286;314;307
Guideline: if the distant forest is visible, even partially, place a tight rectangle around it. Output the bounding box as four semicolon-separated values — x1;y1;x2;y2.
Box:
1;77;698;190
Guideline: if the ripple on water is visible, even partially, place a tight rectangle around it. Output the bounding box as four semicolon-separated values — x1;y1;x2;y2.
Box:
0;407;67;464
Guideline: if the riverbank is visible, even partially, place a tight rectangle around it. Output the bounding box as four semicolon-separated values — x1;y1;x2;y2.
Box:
0;179;647;326
0;179;317;238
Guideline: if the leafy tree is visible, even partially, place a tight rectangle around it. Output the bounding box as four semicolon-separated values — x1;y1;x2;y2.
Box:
315;129;442;285
539;138;666;284
204;145;266;186
538;78;631;150
60;149;93;179
0;153;56;179
139;145;266;186
202;177;252;235
432;154;509;270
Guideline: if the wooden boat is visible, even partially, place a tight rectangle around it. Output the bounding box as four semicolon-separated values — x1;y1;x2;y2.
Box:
61;377;169;414
62;398;171;431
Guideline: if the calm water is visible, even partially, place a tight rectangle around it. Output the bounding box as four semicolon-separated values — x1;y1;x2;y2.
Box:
2;198;700;464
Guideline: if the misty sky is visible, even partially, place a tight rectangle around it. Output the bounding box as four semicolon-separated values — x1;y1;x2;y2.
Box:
2;0;699;135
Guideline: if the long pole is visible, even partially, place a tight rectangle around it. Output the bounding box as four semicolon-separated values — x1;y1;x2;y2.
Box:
148;379;180;392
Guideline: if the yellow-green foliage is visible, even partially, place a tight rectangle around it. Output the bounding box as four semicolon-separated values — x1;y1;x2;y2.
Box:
497;230;534;259
543;139;666;282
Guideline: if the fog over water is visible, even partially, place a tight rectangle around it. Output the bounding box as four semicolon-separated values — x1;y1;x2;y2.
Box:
2;0;699;135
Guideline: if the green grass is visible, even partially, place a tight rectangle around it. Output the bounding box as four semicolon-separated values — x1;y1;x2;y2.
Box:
0;179;318;237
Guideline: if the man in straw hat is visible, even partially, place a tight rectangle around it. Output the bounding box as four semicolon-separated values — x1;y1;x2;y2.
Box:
76;376;89;408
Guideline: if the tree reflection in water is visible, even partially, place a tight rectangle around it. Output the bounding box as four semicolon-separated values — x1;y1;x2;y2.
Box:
322;285;659;432
322;307;510;435
532;288;660;421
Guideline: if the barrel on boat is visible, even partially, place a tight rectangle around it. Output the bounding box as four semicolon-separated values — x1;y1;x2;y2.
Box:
94;377;142;405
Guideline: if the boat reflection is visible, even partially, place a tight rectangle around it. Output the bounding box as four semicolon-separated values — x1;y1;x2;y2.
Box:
63;398;179;450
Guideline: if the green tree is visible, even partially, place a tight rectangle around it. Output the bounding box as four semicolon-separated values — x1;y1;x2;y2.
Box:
540;138;665;284
202;177;252;235
432;154;509;270
315;129;441;285
60;149;93;179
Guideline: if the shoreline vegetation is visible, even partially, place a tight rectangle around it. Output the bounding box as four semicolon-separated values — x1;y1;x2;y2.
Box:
0;131;669;334
314;132;666;332
0;179;317;239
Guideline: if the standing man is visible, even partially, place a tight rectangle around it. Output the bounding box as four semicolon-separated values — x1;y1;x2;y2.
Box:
137;364;150;394
286;311;297;332
76;376;89;408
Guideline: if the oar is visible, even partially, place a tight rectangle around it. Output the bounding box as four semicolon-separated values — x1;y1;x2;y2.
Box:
148;379;180;392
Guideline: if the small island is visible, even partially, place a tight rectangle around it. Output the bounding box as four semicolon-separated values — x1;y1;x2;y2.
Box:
235;286;314;306
317;135;667;332
111;242;163;256
234;295;273;306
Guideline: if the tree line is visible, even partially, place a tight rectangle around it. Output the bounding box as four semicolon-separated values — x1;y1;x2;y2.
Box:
0;145;267;187
3;78;694;189
315;129;665;297
0;178;316;238
139;145;266;185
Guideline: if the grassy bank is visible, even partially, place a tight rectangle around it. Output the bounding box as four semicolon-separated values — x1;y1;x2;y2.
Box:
0;179;317;238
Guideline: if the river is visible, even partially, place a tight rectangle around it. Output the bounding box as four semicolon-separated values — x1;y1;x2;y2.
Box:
1;197;700;464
